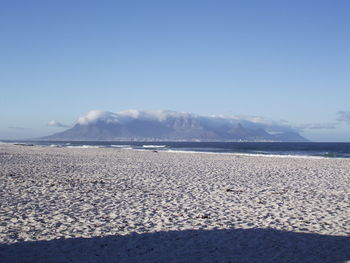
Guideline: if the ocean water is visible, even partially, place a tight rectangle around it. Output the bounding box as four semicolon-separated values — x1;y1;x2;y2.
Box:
3;141;350;158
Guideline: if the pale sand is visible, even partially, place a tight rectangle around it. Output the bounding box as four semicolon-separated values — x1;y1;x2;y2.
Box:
0;144;349;262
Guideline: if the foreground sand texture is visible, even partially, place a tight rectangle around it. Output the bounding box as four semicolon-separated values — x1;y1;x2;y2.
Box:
0;144;349;262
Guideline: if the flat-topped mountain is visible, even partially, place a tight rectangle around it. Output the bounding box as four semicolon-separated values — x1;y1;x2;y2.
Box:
41;110;308;142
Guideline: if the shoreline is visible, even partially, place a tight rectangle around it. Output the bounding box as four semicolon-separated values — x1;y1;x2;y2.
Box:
1;141;349;160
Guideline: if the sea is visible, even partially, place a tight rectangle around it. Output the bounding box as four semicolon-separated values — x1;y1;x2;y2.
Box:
2;140;350;159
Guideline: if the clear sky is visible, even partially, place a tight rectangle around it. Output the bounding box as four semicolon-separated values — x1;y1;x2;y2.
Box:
1;0;350;141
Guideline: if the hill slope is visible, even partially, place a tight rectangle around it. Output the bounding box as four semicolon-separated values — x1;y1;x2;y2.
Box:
41;110;308;142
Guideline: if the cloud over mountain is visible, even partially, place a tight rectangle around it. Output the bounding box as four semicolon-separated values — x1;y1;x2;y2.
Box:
76;110;196;125
41;109;308;142
296;123;337;130
76;110;295;132
47;120;70;128
337;111;350;124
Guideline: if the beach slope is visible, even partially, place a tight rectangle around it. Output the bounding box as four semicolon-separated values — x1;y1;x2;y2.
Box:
0;144;349;262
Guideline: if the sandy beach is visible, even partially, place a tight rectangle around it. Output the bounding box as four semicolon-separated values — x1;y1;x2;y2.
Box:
0;144;349;262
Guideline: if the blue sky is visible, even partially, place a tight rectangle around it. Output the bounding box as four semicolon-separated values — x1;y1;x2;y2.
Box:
1;0;350;141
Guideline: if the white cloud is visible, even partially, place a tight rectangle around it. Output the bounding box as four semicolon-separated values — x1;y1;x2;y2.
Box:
77;110;120;125
47;120;70;128
296;123;337;130
337;111;350;124
8;126;25;130
118;109;192;121
75;109;295;133
77;109;193;125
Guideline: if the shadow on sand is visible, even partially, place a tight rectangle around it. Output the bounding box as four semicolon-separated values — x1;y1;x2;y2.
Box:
0;228;349;263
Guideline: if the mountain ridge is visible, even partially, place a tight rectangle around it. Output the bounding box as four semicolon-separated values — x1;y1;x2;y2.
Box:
41;110;309;142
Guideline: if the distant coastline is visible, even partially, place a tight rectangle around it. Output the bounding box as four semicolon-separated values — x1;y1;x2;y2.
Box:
2;140;350;158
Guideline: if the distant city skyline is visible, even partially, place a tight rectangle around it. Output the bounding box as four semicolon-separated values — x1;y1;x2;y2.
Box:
1;1;350;141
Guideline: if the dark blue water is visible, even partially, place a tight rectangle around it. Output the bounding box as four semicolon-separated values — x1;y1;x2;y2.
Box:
3;140;350;158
